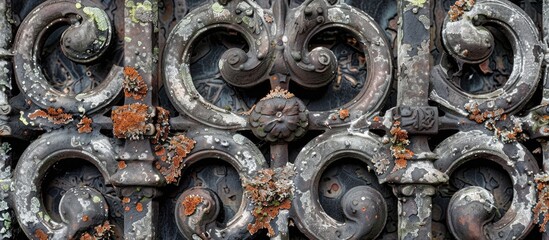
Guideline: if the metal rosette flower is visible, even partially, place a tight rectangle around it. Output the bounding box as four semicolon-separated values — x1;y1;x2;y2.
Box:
434;131;538;239
13;0;122;114
249;88;308;142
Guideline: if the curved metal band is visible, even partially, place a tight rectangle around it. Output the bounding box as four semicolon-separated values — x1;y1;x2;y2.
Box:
292;131;388;239
13;0;122;114
434;130;538;239
175;130;268;239
12;129;118;239
163;1;273;129
432;0;542;115
285;1;393;127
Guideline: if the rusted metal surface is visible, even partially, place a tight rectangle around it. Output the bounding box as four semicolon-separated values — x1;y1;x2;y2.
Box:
0;0;548;239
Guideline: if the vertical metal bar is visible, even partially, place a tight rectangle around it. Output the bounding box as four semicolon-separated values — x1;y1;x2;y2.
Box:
111;1;163;239
393;0;447;239
542;1;549;238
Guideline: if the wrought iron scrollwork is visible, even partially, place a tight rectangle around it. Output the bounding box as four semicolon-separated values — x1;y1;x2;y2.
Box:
13;0;122;114
292;131;393;239
434;131;538;239
172;130;268;239
431;0;543;115
12;129;121;239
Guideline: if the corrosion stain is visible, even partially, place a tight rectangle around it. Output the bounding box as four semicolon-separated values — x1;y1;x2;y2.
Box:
77;116;93;133
28;107;73;125
182;194;203;216
389;121;413;171
448;0;475;22
34;229;48;240
112;103;150;140
123;66;148;100
242;164;295;237
155;134;196;184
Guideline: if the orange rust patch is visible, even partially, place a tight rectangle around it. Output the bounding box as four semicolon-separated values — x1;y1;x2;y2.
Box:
118;160;127;170
82;215;89;222
123;66;148;100
448;0;475;21
79;220;114;239
373;116;380;122
77;116;93;133
182;195;203;216
112;103;149;140
28;107;73;125
136;202;143;212
339;109;350;120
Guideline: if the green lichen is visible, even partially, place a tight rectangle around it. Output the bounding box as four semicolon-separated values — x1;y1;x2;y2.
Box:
212;2;225;13
408;0;427;7
19;111;28;125
127;0;154;24
75;2;82;9
82;7;109;31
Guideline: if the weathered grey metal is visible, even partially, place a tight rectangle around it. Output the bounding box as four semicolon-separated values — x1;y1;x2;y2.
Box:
435;131;538;239
292;131;389;239
1;0;549;239
12;129;119;239
174;130;268;239
13;0;123;114
432;0;543;116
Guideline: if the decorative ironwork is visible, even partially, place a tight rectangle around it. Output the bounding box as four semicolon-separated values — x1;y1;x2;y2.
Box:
0;0;548;239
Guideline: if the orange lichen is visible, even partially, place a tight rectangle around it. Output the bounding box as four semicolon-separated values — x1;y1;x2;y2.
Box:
112;103;150;140
123;66;148;100
136;202;143;212
243;164;295;237
262;86;294;100
465;102;527;143
82;215;89;222
118;160;127;169
339;109;350;120
535;173;549;232
28;107;73;125
389;121;413;172
34;229;49;240
152;107;170;144
78;221;114;240
448;0;475;22
182;194;203;216
373;116;380;122
155;134;196;184
77;116;93;133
